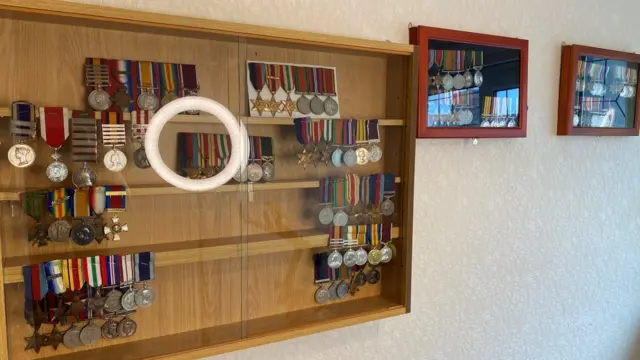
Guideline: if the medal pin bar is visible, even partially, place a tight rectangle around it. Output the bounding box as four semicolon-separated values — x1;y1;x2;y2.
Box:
131;110;153;169
22;190;51;247
101;112;127;172
71;111;98;188
103;185;128;241
85;60;112;111
8;101;37;168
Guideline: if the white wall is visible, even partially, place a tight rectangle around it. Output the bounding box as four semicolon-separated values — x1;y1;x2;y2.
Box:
65;0;640;359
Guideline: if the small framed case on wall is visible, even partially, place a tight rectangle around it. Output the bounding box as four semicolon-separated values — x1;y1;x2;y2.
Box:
409;26;529;139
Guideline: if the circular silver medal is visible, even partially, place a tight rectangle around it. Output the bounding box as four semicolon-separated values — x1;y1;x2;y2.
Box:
262;162;275;181
234;168;248;183
63;326;83;349
319;207;334;225
310;96;324;115
463;70;474;87
332;210;348;227
117;318;137;337
247;163;263;182
8;144;35;168
366;269;381;284
368;144;382;163
134;286;156;308
354;271;367;286
323;97;339;116
88;89;112;111
101;318;120;340
380;199;395;216
573;113;580;127
343;149;357;168
443;73;454;90
46;161;68;182
71;223;96;246
72;167;97;188
327;250;343;269
137;92;159;111
453;74;465;89
343;249;357;267
331;149;343;167
355;248;368;266
355;147;369;165
327;282;338;300
133;147;151;169
121;288;138;311
48;219;71;242
103;148;127;172
474;70;484;87
314;287;330;304
380;245;393;263
296;96;311;115
336;281;349;299
104;290;123;313
80;322;102;345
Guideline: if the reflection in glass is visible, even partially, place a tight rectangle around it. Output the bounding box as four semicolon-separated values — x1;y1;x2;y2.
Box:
573;56;637;128
427;40;521;128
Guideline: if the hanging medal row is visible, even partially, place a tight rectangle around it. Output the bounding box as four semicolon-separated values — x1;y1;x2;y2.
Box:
429;50;485;90
22;253;155;353
177;132;276;182
6;101;156;184
573;96;616;128
294;117;382;169
428;88;479;127
479;96;519;128
84;57;199;113
318;173;395;226
247;61;340;118
576;60;638;98
22;186;128;247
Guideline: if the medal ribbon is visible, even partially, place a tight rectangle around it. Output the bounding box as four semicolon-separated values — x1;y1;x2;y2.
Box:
323;119;332;143
472;51;484;68
90;186;106;215
71;188;91;218
323;68;336;96
122;254;134;285
310;68;319;94
384;173;396;195
21;190;48;222
117;59;136;112
71;112;98;163
71;258;84;291
23;266;33;301
11;101;36;139
434;50;444;69
138;61;155;90
320;177;332;204
266;64;280;94
313;252;330;283
131;110;154;142
368;119;380;143
39;107;70;148
248;62;266;94
84;256;102;288
180;64;198;95
382;223;392;243
261;136;273;159
44;261;66;295
27;264;48;300
356;120;367;144
101;112;126;147
135;252;155;282
333;119;343;145
294;117;311;145
46;188;73;219
279;64;294;93
160;63;179;99
105;185;127;212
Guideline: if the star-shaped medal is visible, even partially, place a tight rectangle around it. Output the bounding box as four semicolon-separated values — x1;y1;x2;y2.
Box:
281;93;297;117
24;330;45;353
48;325;63;350
87;290;106;316
296;149;313;170
319;146;332;166
69;293;84;320
250;93;267;116
112;83;132;112
26;302;48;330
53;297;70;325
265;95;282;117
29;223;50;247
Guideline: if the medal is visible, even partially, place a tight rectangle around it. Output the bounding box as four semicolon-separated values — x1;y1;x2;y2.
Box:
264;63;283;117
332;177;348;226
473;50;484;87
321;67;339;116
46;189;73;242
179;63;200;114
102;318;120;339
327;249;343;269
70;188;96;246
85;62;112;111
355;247;368;266
160;62;180;106
327;282;338;300
22;190;51;247
101;111;127;172
294;117;313;169
366;268;381;284
131;110;153;169
368;248;382;265
44;260;67;296
279;64;296;116
179;132;218;179
314;286;330;304
103;186;128;240
309;68;324;115
137;61;159;111
336;281;349;299
117;317;138;337
355;119;369;165
9;101;37;167
247;136;263;182
71;112;98;188
134;252;156;307
119;255;138;311
80;320;102;345
248;62;268;116
343;248;357;267
62;325;83;349
354;271;367;286
40;107;70;182
342;119;357;168
293;66;312;115
90;186;108;243
380;173;396;216
260;136;275;181
318;178;334;225
366;119;382;162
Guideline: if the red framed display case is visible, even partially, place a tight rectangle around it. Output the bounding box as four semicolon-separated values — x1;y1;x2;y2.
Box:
557;44;640;136
409;26;529;138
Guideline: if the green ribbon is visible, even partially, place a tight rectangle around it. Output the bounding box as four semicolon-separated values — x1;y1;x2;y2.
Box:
21;190;48;222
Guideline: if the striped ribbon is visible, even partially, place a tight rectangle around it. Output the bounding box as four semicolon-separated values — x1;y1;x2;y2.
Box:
46;188;73;219
84;256;102;288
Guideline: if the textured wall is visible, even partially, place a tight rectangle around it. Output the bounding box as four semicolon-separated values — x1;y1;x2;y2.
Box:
65;0;640;359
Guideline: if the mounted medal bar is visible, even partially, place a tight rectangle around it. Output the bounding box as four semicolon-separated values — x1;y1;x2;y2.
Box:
247;61;341;119
21;253;155;353
84;58;199;114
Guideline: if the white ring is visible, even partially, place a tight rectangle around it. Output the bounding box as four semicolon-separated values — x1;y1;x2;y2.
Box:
144;97;248;192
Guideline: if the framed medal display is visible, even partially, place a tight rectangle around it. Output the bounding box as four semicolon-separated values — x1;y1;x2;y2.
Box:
557;44;640;136
409;26;529;138
0;2;416;359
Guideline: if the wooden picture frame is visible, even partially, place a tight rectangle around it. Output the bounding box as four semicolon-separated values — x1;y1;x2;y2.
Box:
557;44;640;136
409;26;529;139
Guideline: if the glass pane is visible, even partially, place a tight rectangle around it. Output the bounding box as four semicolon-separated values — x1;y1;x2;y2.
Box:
427;39;521;128
573;56;637;128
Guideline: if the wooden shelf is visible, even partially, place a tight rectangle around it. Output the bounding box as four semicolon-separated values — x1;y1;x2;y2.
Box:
0;177;401;201
3;227;401;284
0;108;404;126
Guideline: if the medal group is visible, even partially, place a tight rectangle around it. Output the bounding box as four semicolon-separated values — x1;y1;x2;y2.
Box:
314;173;396;304
248;61;340;118
6;58;199;182
21;253;156;353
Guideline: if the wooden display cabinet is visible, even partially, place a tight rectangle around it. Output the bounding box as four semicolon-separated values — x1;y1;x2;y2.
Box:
557;44;640;136
0;1;416;359
409;26;529;138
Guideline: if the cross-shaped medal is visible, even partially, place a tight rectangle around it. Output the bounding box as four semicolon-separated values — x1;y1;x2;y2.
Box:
104;215;129;241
